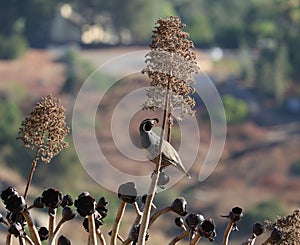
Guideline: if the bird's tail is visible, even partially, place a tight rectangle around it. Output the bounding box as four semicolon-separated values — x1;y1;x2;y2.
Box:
175;163;191;179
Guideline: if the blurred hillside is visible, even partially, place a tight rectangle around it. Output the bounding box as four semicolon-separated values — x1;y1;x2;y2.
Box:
0;0;300;244
0;47;299;244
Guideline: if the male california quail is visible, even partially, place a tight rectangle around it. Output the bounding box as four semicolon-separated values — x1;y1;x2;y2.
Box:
139;118;191;178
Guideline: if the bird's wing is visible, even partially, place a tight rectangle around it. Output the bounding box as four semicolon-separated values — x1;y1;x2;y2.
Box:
162;141;182;164
162;141;191;178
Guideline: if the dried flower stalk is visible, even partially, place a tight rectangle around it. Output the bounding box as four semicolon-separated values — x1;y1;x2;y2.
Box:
17;94;70;198
265;209;300;244
142;16;199;120
138;16;197;245
110;201;126;245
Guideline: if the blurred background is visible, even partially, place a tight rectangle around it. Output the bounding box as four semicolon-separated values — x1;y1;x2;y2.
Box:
0;0;300;244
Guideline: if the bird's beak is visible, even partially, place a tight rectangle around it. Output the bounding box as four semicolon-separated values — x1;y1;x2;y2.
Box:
151;118;159;125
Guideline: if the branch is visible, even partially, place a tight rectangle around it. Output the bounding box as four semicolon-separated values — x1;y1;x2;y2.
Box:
48;209;56;243
50;218;65;245
133;202;143;217
23;235;35;245
18;236;25;245
24;148;40;199
88;214;98;245
190;233;201;245
110;201;126;245
168;230;189;245
6;233;12;245
167;112;173;143
261;236;272;245
222;219;234;245
137;77;172;245
96;229;106;245
21;210;42;245
148;206;172;228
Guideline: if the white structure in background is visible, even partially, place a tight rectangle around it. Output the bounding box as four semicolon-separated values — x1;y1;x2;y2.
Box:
50;4;117;45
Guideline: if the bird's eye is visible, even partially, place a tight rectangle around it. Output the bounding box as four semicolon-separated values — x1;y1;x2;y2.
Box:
143;122;152;131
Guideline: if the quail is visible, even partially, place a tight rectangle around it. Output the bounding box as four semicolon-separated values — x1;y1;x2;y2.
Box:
139;118;191;178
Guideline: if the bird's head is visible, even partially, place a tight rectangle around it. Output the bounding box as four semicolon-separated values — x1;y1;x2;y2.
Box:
139;118;159;133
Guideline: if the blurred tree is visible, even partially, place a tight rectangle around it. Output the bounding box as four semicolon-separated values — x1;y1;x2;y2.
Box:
0;98;22;145
108;0;176;44
289;160;300;176
203;0;252;48
244;200;286;225
175;1;214;47
239;41;255;84
273;44;290;105
222;95;249;124
70;0;176;44
0;0;58;48
0;34;28;59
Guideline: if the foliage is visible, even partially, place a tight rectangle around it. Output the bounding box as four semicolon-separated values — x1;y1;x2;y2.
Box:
0;34;28;60
289;160;300;176
0;98;22;145
255;45;290;104
222;95;249;124
244;200;286;226
60;49;111;95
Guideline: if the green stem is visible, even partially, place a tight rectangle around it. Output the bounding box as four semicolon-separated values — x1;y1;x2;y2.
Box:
137;77;172;245
110;201;126;245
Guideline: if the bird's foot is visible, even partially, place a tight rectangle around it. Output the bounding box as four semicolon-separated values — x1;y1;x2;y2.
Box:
151;170;158;178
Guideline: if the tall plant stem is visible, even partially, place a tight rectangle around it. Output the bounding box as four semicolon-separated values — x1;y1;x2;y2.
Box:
88;214;98;245
242;237;257;245
18;236;25;245
24;148;40;199
48;209;56;243
23;235;35;245
21;210;42;245
190;233;201;245
168;230;189;245
167;112;173;143
137;77;172;245
222;219;234;245
148;206;172;228
110;201;126;245
50;221;65;245
261;236;272;245
96;229;106;245
6;233;12;245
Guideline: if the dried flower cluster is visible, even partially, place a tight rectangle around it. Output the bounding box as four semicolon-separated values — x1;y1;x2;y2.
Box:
17;94;70;163
142;16;199;119
265;209;300;244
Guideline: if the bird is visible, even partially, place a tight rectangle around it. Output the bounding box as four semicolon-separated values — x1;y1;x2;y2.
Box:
139;118;191;178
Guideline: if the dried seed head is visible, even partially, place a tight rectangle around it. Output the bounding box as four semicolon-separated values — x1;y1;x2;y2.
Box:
265;209;300;244
17;94;70;163
143;16;199;120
